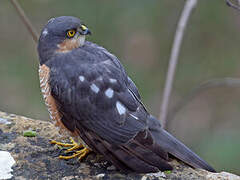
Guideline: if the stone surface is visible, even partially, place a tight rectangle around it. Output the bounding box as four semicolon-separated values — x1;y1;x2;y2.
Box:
0;111;239;180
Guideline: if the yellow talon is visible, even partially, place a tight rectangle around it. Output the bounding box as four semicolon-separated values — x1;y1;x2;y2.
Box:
50;137;90;160
50;137;80;149
59;147;90;160
50;140;74;147
65;144;83;152
78;148;90;160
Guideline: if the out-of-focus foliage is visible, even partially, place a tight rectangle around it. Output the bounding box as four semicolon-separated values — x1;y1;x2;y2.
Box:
0;0;240;174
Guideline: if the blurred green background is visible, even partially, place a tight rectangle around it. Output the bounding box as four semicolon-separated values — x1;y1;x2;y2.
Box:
1;0;240;174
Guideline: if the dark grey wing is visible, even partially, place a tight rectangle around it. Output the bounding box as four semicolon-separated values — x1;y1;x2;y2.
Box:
85;41;142;100
49;58;147;144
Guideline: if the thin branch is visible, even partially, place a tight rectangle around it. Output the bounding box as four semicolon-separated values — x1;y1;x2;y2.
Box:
226;0;240;11
165;78;240;129
10;0;39;43
159;0;198;129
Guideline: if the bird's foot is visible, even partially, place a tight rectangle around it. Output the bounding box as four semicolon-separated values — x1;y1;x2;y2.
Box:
50;137;90;160
59;147;90;160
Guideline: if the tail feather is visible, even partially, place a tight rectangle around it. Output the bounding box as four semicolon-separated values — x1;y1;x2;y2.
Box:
103;141;160;173
152;128;216;172
83;128;159;173
124;139;173;171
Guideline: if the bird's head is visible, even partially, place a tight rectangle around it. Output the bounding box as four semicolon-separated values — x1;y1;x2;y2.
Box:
37;16;91;64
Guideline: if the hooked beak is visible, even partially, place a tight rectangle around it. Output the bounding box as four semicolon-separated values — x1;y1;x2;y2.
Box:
83;28;91;35
79;28;91;35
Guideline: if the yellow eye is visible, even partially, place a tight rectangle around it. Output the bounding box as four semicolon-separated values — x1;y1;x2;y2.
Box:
67;29;76;38
81;25;87;31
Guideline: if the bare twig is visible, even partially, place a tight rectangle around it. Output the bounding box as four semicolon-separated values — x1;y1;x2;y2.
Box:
159;0;198;129
165;78;240;129
10;0;39;43
226;0;240;11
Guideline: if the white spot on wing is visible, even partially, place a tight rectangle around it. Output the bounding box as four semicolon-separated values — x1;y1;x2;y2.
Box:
79;76;85;82
116;101;126;115
109;78;117;83
130;114;139;120
105;88;114;98
0;151;15;179
90;84;100;93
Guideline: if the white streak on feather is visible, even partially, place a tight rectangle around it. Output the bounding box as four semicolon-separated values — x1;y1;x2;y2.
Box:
130;114;139;120
105;88;114;98
109;78;117;83
116;101;126;115
79;75;85;82
90;84;100;93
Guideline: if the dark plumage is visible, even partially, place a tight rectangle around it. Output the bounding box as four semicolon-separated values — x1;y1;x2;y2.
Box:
37;16;216;173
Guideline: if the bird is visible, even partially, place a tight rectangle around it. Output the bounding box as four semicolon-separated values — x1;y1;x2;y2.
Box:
37;16;216;173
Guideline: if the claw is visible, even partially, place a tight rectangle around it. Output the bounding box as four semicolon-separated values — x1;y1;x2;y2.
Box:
59;147;90;160
50;137;77;147
50;137;90;160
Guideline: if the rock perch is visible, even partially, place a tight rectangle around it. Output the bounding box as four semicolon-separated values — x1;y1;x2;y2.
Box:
0;111;239;180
